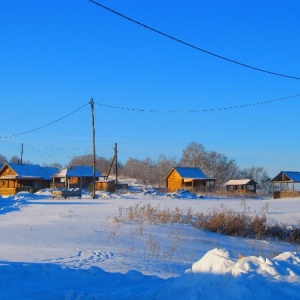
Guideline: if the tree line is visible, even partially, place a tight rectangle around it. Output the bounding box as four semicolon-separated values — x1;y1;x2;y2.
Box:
0;141;271;194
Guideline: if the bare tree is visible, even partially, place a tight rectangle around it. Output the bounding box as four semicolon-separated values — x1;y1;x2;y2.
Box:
239;166;271;195
179;142;210;173
96;156;113;176
121;157;156;185
68;154;114;176
120;158;141;179
206;151;239;189
156;154;177;187
179;142;244;190
10;155;21;163
138;157;156;186
69;154;93;166
43;162;63;170
0;154;8;165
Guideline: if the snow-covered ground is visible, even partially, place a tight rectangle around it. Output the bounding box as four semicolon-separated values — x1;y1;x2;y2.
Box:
0;190;300;299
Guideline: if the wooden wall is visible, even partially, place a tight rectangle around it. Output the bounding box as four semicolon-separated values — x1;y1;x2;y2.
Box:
166;170;183;192
0;179;16;188
273;191;300;199
95;181;115;192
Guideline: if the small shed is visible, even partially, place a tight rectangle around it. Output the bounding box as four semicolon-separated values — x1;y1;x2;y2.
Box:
271;171;300;199
51;166;102;189
165;167;216;192
225;179;257;194
0;163;58;196
95;179;116;193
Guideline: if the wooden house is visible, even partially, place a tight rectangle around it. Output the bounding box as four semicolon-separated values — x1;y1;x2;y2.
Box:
271;171;300;199
165;167;216;192
51;166;102;189
225;179;257;194
0;163;59;196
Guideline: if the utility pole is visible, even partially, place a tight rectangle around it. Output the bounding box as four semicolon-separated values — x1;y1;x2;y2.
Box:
114;143;118;193
90;98;96;199
20;143;23;164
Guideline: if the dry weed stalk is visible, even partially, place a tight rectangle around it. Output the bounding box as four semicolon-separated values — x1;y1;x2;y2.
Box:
114;202;300;244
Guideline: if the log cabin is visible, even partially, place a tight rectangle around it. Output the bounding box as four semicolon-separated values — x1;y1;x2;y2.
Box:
0;163;58;196
165;167;216;192
51;166;102;189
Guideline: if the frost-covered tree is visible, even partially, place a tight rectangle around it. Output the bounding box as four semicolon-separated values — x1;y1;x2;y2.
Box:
0;154;8;164
10;155;21;163
156;154;177;187
179;142;209;172
239;166;271;195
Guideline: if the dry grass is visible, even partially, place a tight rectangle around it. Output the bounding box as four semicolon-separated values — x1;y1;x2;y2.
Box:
114;202;300;244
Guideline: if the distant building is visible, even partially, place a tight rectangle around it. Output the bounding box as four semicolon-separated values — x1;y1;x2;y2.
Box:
0;163;58;196
271;171;300;199
51;166;102;189
225;179;257;194
165;167;216;192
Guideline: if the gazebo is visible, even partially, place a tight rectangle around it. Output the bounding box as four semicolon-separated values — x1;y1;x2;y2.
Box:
225;179;257;194
271;171;300;199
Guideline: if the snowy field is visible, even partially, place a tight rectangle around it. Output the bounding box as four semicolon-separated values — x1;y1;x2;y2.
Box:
0;190;300;299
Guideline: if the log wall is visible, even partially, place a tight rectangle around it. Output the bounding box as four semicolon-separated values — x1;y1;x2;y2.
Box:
273;191;300;199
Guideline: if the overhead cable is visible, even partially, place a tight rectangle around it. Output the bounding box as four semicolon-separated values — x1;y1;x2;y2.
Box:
0;102;90;139
88;0;300;80
94;93;300;113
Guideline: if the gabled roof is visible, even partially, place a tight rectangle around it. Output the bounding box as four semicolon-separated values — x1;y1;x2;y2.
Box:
271;171;300;183
1;163;59;180
226;179;257;186
174;167;208;179
52;166;101;178
165;167;216;182
42;166;61;180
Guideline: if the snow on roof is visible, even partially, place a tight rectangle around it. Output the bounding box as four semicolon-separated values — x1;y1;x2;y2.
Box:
52;166;101;178
174;167;209;179
7;163;59;180
226;179;257;185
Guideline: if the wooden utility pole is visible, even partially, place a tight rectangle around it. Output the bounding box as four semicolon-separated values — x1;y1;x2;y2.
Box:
20;143;23;164
114;142;118;193
90;98;96;199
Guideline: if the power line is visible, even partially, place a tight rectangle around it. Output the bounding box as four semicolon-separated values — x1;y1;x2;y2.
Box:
1;92;298;141
0;102;90;139
88;0;300;80
94;93;300;113
0;140;113;161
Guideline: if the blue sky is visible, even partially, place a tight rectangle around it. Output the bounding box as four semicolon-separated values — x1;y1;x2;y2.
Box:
1;0;300;177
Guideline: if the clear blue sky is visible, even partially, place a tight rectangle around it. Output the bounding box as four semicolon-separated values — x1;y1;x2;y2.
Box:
1;0;300;177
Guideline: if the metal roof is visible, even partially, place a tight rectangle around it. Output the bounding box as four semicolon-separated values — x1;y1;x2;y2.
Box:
42;166;60;180
52;166;101;178
271;171;300;183
4;163;59;180
174;167;209;179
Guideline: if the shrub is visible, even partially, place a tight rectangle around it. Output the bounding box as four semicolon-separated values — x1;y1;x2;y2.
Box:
115;203;300;244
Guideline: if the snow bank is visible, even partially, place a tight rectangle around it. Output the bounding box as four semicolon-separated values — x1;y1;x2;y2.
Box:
191;248;235;274
0;193;300;298
156;248;300;299
1;248;300;299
